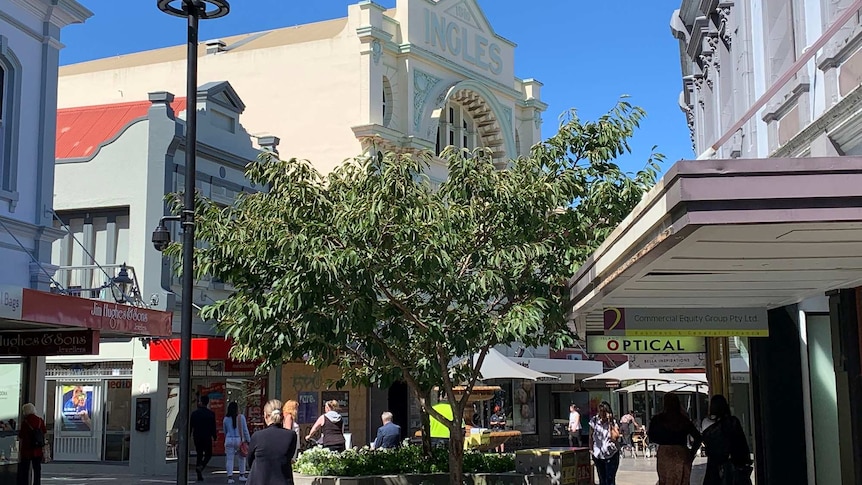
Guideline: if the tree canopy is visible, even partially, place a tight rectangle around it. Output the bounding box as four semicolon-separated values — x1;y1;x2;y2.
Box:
179;100;661;482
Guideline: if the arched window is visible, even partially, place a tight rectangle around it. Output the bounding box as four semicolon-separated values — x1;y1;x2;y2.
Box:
0;35;21;204
436;101;478;156
382;76;393;127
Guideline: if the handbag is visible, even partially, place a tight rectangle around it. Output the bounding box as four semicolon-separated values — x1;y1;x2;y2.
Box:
718;461;753;485
42;443;52;464
238;414;250;457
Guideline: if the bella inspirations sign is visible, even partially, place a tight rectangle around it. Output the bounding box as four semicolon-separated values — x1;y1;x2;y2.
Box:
423;7;504;75
603;307;769;337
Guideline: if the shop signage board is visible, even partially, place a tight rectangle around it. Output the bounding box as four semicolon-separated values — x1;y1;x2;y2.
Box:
0;286;23;320
0;330;99;356
603;307;769;337
586;335;706;354
628;353;707;370
19;288;172;337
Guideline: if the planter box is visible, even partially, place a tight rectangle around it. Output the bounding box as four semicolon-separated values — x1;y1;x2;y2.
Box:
295;473;552;485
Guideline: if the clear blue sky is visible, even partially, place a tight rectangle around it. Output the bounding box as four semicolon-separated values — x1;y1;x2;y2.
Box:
59;0;691;175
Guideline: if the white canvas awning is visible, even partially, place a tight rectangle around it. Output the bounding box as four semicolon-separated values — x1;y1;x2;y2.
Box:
583;362;707;384
614;380;709;395
473;348;559;381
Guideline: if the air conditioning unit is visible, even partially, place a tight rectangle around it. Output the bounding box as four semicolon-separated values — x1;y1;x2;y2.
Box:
566;353;583;360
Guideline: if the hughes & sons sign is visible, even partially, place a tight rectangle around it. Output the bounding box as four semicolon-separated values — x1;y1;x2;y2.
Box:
0;330;99;356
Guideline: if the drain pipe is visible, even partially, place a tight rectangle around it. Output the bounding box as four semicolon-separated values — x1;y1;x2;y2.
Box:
697;0;862;159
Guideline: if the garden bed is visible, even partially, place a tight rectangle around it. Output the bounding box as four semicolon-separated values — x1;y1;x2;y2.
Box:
294;473;552;485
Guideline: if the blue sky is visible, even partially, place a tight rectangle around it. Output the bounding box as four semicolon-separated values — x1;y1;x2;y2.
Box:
60;0;690;175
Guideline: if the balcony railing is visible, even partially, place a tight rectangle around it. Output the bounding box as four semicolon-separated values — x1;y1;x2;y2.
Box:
54;264;146;306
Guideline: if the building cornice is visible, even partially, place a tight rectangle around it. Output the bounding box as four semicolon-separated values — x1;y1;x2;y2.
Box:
9;0;92;28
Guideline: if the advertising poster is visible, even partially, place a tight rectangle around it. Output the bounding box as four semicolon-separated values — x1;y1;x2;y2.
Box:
245;379;267;433
199;383;226;455
60;384;95;433
512;380;536;434
298;392;318;425
0;364;22;432
321;391;349;431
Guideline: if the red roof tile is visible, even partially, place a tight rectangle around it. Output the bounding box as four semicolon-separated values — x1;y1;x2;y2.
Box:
56;98;187;160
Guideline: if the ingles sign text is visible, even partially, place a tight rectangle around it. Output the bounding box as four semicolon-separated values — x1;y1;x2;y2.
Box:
424;9;503;75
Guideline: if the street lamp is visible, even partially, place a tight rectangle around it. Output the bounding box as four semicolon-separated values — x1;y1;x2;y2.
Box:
155;1;229;483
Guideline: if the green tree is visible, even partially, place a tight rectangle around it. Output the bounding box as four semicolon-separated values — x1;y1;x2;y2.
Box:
181;101;660;483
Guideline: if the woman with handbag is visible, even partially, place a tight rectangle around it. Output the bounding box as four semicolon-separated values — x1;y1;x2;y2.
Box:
648;392;702;485
701;395;752;485
17;403;48;485
589;401;621;485
224;402;251;483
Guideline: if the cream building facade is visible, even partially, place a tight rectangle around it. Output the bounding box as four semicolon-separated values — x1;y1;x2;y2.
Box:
58;0;547;182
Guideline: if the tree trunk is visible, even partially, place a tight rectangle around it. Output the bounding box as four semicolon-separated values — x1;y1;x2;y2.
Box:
421;406;432;457
448;424;466;484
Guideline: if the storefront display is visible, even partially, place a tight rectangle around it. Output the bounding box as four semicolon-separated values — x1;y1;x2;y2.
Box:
165;360;268;458
0;361;24;472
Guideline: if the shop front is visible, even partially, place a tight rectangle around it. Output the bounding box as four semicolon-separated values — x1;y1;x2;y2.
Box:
0;285;172;473
149;338;270;458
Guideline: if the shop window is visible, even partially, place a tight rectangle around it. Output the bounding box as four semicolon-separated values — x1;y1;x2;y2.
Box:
436;101;478;156
0;362;24;463
166;361;268;459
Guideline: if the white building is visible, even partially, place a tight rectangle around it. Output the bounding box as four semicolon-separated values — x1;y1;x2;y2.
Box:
0;0;92;479
47;81;269;473
57;0;547;178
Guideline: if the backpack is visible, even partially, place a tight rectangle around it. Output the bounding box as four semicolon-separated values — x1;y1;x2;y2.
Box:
701;418;731;461
26;419;45;448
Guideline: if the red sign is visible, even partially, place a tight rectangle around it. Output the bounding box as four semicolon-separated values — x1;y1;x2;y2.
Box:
150;338;263;371
0;330;99;356
20;289;172;337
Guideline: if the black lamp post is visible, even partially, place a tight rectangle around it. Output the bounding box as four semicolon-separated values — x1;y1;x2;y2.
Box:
155;1;229;483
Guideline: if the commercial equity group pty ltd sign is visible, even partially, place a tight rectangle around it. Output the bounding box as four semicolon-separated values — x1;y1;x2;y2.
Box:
586;335;706;354
603;307;769;337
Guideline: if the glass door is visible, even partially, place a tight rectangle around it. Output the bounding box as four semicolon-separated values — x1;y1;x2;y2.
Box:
52;381;103;461
0;362;24;464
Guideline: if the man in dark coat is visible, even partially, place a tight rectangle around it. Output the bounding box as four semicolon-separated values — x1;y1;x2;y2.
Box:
372;411;401;450
190;395;218;482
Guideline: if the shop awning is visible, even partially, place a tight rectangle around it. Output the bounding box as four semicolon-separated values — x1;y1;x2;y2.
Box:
0;285;171;338
149;337;261;371
583;362;707;384
474;348;559;381
568;157;862;336
614;380;709;395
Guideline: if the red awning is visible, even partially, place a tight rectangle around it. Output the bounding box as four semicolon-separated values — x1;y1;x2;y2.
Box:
149;337;233;361
149;338;262;372
0;286;172;337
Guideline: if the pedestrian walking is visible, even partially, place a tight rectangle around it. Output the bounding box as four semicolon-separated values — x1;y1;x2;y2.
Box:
648;392;701;485
17;403;47;485
246;400;297;485
281;400;301;461
305;400;346;452
619;410;641;448
701;394;752;485
590;401;621;485
223;402;250;483
190;395;218;482
568;404;582;447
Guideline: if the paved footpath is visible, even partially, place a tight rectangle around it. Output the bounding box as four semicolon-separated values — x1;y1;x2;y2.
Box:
40;457;715;484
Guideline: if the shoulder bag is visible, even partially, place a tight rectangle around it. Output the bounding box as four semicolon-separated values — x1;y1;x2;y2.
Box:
238;415;250;457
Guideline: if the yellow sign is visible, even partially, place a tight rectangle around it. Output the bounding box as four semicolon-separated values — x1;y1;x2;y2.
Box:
586;335;707;354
